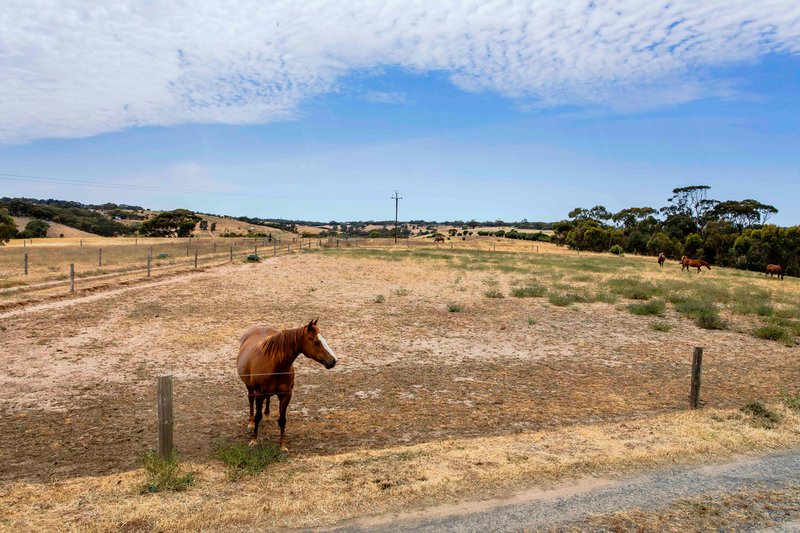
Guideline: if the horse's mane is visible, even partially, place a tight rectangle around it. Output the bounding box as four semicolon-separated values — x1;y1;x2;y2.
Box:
259;327;305;367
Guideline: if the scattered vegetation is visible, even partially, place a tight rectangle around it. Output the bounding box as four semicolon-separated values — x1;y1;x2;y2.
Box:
447;302;463;312
650;321;673;332
740;401;781;429
527;316;537;325
140;450;195;493
627;299;666;316
373;294;385;304
781;390;800;412
214;440;283;480
752;325;794;346
511;283;547;298
483;289;504;298
391;287;410;296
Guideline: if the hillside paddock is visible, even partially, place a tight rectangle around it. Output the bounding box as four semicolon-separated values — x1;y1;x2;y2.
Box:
1;243;799;530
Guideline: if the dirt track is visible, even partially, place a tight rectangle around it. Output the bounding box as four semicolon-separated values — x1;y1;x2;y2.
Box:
1;250;798;483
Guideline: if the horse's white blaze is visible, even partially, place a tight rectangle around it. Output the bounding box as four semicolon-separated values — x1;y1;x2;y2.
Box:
318;334;337;361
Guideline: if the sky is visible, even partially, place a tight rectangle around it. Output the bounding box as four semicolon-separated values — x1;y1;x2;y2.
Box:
1;1;799;224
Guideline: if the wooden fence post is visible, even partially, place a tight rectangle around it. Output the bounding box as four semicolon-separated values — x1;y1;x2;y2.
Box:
213;242;216;253
147;255;151;278
157;375;174;459
69;263;75;293
194;250;198;269
24;253;28;275
98;248;102;267
230;245;233;262
690;347;703;409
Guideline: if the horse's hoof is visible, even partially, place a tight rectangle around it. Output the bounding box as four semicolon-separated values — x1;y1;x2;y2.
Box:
248;438;258;447
247;422;255;431
280;445;289;453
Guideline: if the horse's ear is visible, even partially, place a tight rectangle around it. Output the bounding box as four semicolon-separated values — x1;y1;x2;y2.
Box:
313;317;319;326
307;320;315;332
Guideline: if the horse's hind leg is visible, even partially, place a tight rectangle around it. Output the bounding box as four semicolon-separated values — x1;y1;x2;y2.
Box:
247;387;255;432
249;394;265;447
278;392;292;452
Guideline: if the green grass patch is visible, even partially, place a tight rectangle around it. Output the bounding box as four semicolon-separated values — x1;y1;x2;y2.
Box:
214;440;283;480
674;298;726;330
607;278;659;300
527;316;537;325
511;283;547;298
781;390;800;412
650;321;673;332
140;450;196;493
391;288;410;296
484;289;504;298
373;294;385;304
752;325;794;346
447;303;463;312
627;299;666;317
548;292;586;306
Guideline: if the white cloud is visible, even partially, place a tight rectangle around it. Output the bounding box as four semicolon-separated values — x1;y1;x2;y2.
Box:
1;0;799;143
363;91;410;105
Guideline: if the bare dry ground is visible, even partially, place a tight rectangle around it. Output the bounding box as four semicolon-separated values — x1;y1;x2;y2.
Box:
1;243;799;530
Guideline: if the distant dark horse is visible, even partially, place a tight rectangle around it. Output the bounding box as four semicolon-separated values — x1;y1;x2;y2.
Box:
766;264;784;280
433;236;445;243
681;256;711;273
236;319;337;450
658;252;666;267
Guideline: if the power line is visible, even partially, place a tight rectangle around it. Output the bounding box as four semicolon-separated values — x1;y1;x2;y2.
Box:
391;190;402;244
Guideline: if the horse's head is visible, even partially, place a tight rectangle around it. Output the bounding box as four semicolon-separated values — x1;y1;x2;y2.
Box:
300;318;337;369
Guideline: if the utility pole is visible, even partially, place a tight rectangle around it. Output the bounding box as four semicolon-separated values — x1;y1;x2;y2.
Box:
391;190;403;244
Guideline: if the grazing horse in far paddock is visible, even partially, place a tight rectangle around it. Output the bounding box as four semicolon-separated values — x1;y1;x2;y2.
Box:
237;319;337;450
681;256;711;273
658;252;666;267
433;236;445;243
766;264;784;280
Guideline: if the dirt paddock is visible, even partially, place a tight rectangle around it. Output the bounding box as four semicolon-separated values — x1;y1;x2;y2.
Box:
1;245;798;487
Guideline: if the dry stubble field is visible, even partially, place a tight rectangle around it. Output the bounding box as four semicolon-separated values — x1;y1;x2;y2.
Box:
1;241;799;530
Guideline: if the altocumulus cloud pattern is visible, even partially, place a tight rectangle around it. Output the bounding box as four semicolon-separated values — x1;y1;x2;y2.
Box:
2;0;799;143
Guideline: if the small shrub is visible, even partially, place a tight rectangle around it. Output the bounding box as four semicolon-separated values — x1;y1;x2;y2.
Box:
140;450;195;493
511;284;547;298
627;299;665;317
214;440;283;480
447;303;463;312
650;321;673;332
741;400;781;429
695;310;727;330
548;292;578;306
674;299;726;330
484;289;504;299
373;294;385;304
607;278;659;300
527;316;537;325
391;288;410;296
753;325;794;346
609;245;624;255
593;292;618;304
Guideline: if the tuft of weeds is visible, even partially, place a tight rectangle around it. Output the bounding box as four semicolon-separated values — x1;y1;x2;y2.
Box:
511;283;547;298
752;325;794;346
447;303;463;313
140;450;196;493
780;390;800;412
592;292;618;304
735;302;775;317
607;278;659;300
627;299;666;317
674;298;726;330
373;294;385;304
741;401;781;429
548;292;580;307
391;288;410;296
650;321;673;332
214;440;283;480
527;316;537;325
483;289;504;299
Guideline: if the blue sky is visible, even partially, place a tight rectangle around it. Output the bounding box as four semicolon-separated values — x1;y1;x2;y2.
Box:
1;1;799;224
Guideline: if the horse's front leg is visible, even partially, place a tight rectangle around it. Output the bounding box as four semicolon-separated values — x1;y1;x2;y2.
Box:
247;387;255;432
278;392;292;452
249;394;265;447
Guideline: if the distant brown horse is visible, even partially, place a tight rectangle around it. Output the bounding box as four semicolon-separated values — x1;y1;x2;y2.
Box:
766;264;784;280
658;252;666;267
433;235;445;243
237;319;337;449
681;256;711;273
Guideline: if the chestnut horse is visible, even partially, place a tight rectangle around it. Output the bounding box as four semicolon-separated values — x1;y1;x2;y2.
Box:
237;319;337;449
681;256;711;273
433;236;445;243
658;252;666;267
766;264;784;280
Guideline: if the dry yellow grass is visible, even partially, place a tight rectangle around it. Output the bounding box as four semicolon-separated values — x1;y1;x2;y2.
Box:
1;406;799;532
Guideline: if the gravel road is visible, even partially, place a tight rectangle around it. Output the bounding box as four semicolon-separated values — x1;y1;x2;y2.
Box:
334;451;800;532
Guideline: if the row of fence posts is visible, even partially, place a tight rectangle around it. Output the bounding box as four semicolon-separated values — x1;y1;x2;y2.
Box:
153;346;706;460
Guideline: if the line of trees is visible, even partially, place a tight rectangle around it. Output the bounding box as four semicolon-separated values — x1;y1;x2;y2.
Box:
552;185;797;275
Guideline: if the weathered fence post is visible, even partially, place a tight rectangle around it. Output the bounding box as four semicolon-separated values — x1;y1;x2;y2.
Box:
69;263;75;293
135;237;137;246
194;250;198;269
147;255;151;278
157;375;174;459
690;347;703;409
230;245;233;262
98;248;102;267
24;253;28;275
255;244;258;257
213;242;216;253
